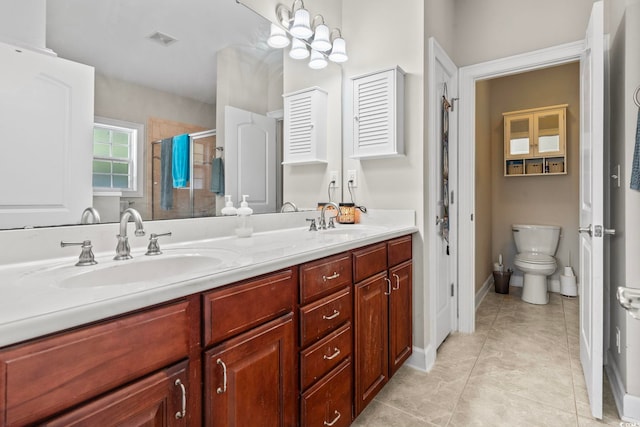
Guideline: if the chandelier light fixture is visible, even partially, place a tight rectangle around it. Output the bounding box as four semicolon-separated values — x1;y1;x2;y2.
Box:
267;0;348;68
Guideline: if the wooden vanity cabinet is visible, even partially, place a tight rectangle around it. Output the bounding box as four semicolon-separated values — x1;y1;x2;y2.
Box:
0;299;196;427
353;236;413;416
202;268;297;427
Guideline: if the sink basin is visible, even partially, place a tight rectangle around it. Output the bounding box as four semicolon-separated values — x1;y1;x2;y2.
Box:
19;248;239;289
317;225;387;239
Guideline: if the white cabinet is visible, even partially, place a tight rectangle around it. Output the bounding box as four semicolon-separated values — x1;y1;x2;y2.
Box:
282;87;327;165
350;66;405;159
0;41;94;229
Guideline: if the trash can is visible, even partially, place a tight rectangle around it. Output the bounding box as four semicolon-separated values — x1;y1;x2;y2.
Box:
493;270;512;294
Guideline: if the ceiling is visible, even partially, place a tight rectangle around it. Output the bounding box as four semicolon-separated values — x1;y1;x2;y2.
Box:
46;0;272;104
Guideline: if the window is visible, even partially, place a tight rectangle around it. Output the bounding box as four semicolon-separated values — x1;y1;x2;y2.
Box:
92;117;144;197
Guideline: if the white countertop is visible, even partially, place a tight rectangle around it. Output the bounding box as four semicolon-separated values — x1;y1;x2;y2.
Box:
0;210;417;347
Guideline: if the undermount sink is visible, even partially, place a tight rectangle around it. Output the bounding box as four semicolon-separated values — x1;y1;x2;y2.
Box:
19;248;239;289
318;224;387;238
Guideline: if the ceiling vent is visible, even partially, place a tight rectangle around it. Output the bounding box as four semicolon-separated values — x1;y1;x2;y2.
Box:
147;31;178;47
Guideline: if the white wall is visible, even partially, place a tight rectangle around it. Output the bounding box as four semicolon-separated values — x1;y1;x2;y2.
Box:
453;0;593;66
0;0;48;53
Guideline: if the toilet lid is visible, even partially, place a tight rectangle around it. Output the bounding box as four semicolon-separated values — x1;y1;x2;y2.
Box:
515;253;555;264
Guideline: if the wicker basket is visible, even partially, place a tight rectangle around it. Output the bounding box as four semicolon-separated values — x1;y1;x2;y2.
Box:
507;164;523;175
526;163;543;174
549;161;564;173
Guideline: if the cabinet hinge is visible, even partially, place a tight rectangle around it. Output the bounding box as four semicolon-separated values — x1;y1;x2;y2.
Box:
451;283;455;297
470;214;474;221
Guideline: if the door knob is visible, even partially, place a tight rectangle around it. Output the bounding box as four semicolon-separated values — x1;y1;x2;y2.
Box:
578;224;592;236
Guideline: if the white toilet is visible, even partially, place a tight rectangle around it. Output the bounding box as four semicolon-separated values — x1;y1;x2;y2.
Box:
512;224;561;305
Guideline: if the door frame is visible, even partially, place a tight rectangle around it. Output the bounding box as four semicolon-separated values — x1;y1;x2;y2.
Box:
457;40;585;333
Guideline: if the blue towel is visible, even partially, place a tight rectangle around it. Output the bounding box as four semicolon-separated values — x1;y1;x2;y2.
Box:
631;108;640;191
160;138;173;210
210;157;225;195
172;133;190;188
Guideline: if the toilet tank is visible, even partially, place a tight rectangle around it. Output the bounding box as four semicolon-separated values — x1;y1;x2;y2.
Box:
512;224;561;255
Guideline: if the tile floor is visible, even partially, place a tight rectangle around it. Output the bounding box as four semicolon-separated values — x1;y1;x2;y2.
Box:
352;286;623;427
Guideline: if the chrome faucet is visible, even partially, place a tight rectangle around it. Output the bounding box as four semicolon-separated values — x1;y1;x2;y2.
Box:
280;201;299;213
319;202;340;230
114;208;145;260
80;207;101;224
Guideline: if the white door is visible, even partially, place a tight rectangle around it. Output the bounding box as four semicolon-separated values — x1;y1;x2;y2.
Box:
0;41;94;229
429;38;458;348
579;0;605;419
225;106;276;214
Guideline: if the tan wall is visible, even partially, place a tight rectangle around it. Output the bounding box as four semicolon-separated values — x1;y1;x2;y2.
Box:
486;62;580;281
475;80;493;292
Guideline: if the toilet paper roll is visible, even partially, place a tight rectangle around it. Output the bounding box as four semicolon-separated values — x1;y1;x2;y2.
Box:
563;266;574;277
560;274;578;297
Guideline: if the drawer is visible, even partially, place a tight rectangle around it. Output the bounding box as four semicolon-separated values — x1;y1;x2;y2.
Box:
300;323;352;390
388;235;412;267
0;300;192;427
203;268;296;347
300;253;352;304
299;286;352;348
352;242;387;283
300;358;353;427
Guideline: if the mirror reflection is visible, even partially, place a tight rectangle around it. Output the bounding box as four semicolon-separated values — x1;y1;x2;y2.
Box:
49;0;284;225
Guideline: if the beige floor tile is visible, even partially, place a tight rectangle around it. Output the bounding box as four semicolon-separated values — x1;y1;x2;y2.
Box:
351;400;436;427
448;381;579;427
348;290;625;427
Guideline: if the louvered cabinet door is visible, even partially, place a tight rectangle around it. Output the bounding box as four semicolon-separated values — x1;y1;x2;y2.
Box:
351;66;405;159
283;87;327;165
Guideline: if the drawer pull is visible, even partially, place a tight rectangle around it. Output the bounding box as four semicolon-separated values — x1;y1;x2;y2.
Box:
216;358;227;394
174;379;187;419
323;347;341;360
324;410;341;426
384;277;392;296
322;272;340;282
322;310;340;320
392;273;401;290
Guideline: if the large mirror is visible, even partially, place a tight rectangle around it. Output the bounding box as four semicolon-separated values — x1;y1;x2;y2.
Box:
0;0;342;230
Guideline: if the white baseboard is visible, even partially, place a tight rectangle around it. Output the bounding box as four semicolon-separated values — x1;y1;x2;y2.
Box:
475;274;492;310
606;352;640;422
406;345;435;372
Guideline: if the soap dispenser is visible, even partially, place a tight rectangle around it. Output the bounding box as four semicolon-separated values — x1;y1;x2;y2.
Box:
235;195;253;237
221;195;237;216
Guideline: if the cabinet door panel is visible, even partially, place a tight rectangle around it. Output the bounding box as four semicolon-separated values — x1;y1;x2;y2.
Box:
354;272;389;416
300;359;352;427
204;314;295;427
387;235;412;267
300;253;352;304
203;268;296;346
300;323;352;390
299;286;351;347
389;261;413;377
352;243;387;283
0;301;191;427
42;361;189;427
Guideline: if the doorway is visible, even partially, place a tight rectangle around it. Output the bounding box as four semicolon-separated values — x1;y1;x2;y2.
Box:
473;62;581;309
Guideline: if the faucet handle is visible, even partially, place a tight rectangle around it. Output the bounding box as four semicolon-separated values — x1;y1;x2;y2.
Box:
146;232;172;256
306;218;318;231
61;240;98;266
327;217;336;229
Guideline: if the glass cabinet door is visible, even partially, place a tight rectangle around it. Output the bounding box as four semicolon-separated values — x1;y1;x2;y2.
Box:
504;114;533;158
534;109;565;156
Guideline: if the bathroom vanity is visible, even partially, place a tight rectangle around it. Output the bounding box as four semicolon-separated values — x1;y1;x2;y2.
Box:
0;212;416;426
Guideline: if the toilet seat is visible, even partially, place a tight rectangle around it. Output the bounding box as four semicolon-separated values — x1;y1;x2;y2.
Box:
515;253;555;265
